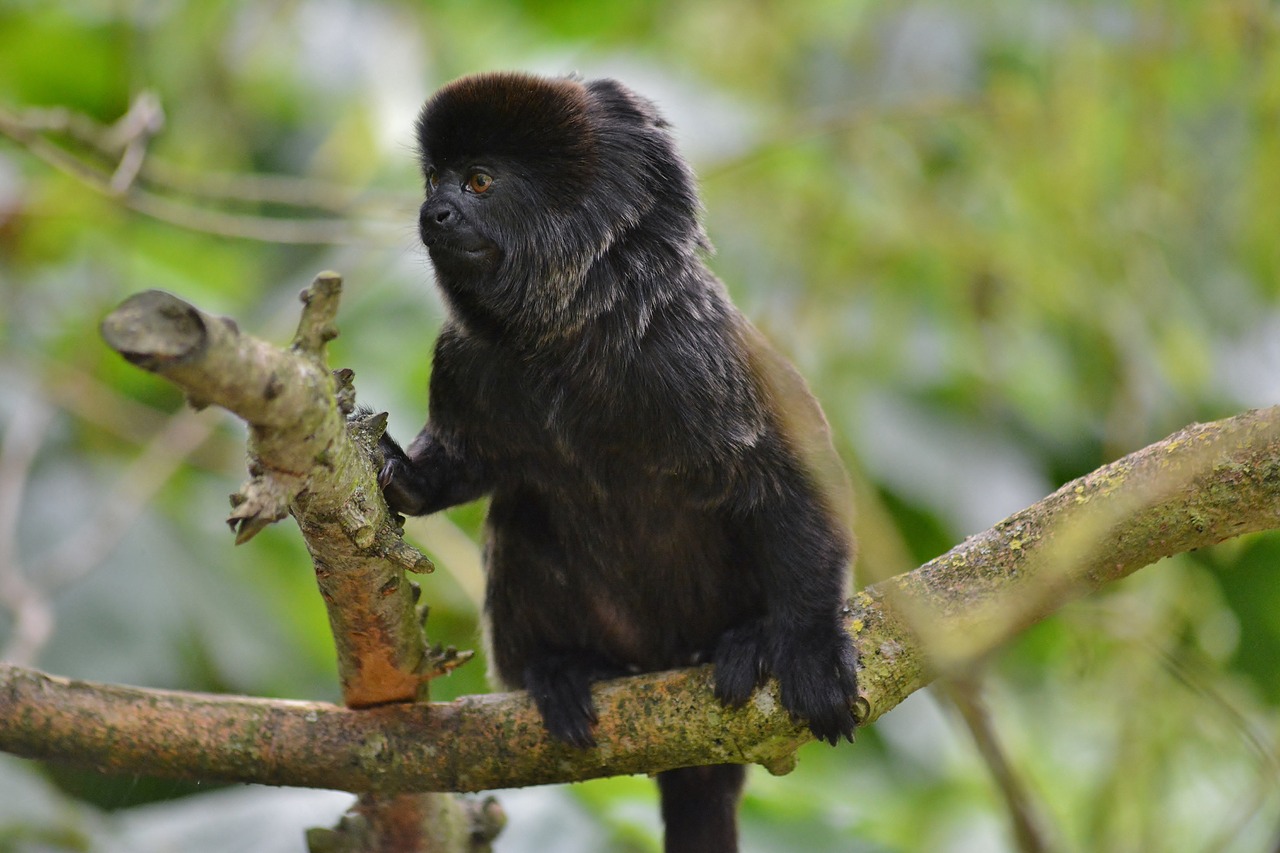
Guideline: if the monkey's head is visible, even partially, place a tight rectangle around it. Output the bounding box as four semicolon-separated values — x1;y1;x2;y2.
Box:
415;72;707;337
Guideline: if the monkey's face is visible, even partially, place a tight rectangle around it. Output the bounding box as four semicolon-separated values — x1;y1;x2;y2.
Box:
417;164;503;276
415;152;572;301
416;74;600;289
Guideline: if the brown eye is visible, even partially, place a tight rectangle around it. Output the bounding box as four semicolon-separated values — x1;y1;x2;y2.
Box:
466;172;494;194
425;167;439;193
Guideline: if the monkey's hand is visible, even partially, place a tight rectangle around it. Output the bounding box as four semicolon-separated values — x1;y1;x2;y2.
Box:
376;432;432;516
713;618;858;746
773;622;859;745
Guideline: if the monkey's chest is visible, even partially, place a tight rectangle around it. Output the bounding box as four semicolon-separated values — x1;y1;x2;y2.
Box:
482;386;723;499
473;377;760;670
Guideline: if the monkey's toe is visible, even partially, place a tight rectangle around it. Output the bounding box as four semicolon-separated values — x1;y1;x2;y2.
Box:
378;458;433;516
544;707;598;750
377;459;398;490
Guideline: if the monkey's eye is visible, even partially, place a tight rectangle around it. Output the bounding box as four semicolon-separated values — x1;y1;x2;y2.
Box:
466;172;494;194
425;167;440;193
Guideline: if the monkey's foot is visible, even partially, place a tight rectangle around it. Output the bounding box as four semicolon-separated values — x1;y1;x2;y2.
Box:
713;618;858;745
524;652;621;749
712;621;770;707
773;624;859;745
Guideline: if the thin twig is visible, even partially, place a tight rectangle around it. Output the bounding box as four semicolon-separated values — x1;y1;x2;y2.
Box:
0;388;221;662
0;101;409;245
0;399;58;664
1151;643;1280;853
36;408;219;589
944;678;1057;853
1;96;413;212
104;90;164;193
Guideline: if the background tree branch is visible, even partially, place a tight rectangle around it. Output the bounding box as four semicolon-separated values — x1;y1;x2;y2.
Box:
0;97;414;245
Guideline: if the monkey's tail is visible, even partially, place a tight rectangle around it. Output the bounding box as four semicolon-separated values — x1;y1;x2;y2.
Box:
657;764;746;853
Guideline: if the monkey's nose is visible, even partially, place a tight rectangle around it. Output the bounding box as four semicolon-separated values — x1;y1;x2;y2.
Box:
419;200;457;233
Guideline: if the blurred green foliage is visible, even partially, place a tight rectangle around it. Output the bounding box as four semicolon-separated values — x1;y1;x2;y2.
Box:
1;1;1279;851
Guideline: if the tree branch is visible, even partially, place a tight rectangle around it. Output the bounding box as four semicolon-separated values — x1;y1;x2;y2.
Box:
92;275;494;849
97;277;435;708
2;405;1278;792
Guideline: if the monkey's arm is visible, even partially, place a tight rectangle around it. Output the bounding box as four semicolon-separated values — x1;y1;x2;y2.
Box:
377;324;495;517
713;472;859;745
713;320;859;744
378;426;490;516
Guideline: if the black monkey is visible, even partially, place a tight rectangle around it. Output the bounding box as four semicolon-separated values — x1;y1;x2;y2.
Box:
378;72;858;853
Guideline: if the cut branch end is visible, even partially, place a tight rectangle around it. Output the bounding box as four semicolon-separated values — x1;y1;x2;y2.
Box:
100;289;208;370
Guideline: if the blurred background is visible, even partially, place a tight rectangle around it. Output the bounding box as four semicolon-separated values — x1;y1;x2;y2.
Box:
1;1;1279;851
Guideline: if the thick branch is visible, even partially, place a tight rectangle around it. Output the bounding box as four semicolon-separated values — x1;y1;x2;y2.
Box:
854;406;1280;717
3;406;1278;791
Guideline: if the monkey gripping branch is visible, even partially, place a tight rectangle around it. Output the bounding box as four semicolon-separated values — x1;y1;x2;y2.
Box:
3;272;1280;827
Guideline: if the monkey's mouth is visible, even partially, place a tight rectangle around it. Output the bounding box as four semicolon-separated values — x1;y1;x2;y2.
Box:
424;236;501;267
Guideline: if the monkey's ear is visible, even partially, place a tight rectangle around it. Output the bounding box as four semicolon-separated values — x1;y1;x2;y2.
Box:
584;78;670;129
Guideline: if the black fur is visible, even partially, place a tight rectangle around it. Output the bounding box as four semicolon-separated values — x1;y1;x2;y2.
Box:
380;72;858;853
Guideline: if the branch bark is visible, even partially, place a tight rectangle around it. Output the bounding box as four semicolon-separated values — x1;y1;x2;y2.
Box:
98;276;435;708
2;404;1278;792
92;275;487;851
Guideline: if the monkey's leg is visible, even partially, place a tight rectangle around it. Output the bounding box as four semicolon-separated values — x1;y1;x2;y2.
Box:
715;491;858;744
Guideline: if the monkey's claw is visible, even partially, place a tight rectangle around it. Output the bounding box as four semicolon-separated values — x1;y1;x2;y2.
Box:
377;459;399;490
